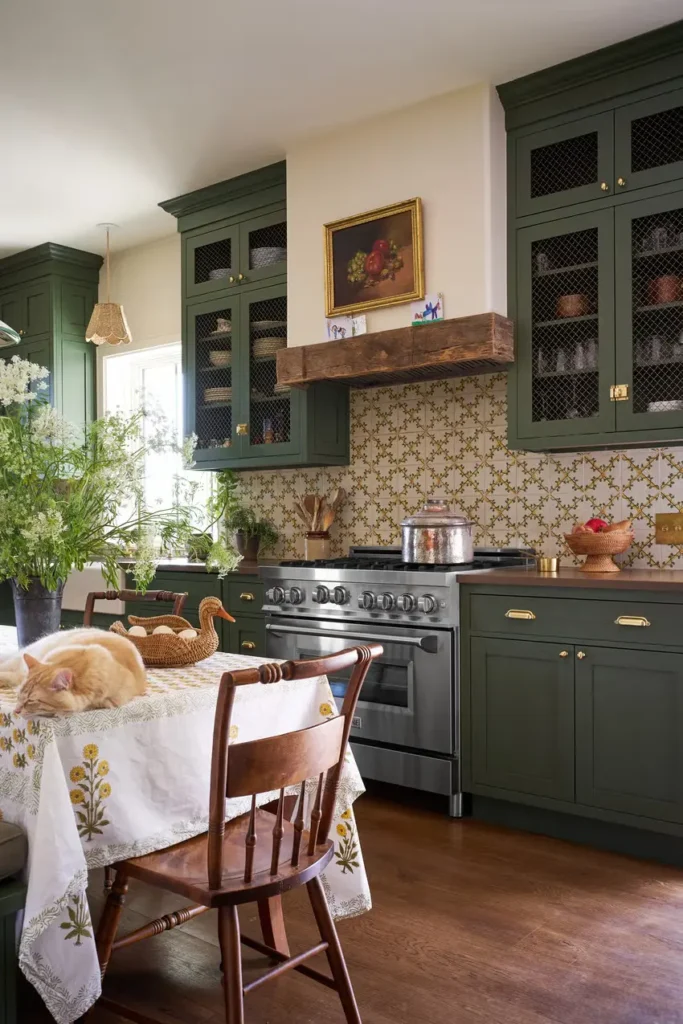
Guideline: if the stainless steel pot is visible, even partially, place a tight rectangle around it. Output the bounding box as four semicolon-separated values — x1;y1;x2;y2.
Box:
401;499;474;564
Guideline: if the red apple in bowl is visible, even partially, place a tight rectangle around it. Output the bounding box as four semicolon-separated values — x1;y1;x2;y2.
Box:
584;517;608;533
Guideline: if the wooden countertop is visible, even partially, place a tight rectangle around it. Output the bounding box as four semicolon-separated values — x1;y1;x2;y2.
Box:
456;566;683;591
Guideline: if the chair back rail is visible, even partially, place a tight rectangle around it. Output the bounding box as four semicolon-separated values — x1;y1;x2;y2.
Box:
207;643;382;890
83;589;188;626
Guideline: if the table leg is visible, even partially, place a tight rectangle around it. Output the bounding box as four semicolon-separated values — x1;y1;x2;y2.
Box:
257;895;289;956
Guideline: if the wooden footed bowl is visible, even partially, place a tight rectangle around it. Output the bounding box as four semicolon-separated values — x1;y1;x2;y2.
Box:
563;529;634;573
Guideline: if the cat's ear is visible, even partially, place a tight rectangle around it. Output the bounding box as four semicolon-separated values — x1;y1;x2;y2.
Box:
23;653;40;669
50;669;73;692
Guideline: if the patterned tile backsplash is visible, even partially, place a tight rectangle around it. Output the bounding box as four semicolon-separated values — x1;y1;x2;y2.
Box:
237;374;683;568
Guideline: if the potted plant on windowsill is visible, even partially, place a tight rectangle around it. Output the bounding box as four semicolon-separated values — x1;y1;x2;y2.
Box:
0;356;240;646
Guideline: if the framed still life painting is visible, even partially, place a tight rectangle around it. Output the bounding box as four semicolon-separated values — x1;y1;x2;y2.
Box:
324;198;424;316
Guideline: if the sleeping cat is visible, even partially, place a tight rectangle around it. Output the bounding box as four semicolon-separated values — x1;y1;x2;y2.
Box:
0;628;147;716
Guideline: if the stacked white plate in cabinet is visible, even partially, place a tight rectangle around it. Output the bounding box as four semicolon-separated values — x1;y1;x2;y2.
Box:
250;247;286;268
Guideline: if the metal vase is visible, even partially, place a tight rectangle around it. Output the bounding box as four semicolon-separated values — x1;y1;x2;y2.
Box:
11;578;64;647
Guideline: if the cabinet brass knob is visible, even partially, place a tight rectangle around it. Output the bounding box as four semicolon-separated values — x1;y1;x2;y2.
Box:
18;329;24;336
577;651;586;659
236;423;248;435
617;177;627;187
237;273;245;282
241;640;256;650
559;650;569;658
505;609;536;620
228;275;236;284
615;615;650;627
240;592;255;602
600;181;609;192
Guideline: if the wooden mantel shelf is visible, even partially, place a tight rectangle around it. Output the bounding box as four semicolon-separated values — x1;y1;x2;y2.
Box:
276;313;514;389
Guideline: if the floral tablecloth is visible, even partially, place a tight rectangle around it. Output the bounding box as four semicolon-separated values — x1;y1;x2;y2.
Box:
0;626;369;1024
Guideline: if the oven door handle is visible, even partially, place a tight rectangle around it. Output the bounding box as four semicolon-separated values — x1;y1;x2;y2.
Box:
265;622;439;653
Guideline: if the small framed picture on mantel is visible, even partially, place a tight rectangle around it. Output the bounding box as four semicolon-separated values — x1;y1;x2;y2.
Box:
324;198;424;316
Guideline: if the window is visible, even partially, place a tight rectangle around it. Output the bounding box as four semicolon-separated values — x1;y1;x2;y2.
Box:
102;343;211;517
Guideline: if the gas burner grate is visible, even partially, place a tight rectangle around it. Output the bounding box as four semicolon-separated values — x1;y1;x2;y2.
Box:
278;555;533;572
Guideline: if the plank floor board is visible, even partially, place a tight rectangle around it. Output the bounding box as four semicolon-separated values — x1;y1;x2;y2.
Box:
17;795;683;1023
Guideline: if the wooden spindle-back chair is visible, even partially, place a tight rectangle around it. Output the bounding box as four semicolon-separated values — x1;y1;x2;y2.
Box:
94;642;383;1024
83;589;188;628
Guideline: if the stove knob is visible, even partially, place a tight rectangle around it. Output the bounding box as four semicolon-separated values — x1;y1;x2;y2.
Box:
396;593;416;613
289;586;304;605
332;586;350;606
312;585;330;604
418;593;437;614
377;592;395;611
358;591;376;610
266;586;285;605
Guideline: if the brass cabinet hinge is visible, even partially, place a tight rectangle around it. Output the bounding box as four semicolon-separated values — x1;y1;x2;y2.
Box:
610;384;629;401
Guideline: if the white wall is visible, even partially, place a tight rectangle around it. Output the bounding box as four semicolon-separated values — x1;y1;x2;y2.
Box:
96;233;181;412
96;82;507;393
286;83;506;345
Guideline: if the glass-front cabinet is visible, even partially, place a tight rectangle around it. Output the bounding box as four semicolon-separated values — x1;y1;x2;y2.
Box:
503;31;683;451
516;210;614;440
167;163;349;470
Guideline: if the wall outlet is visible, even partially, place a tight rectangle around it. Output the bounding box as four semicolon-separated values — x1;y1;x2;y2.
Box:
655;512;683;544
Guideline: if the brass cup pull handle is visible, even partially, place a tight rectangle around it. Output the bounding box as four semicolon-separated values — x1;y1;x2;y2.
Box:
241;640;256;650
236;423;248;435
577;651;586;659
615;615;651;628
559;650;569;658
505;609;536;621
240;592;255;602
617;177;627;187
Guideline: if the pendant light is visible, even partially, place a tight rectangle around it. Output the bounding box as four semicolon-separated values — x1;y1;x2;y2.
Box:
0;320;21;348
85;223;132;346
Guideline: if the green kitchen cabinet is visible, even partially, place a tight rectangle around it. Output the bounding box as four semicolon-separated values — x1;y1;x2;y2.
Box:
470;636;575;802
160;163;349;471
575;646;683;824
0;244;101;431
500;21;683;452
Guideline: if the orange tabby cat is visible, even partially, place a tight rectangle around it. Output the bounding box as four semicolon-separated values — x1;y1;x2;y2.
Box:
2;628;147;716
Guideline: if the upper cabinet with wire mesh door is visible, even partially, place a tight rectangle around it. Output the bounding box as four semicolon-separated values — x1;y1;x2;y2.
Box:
161;162;349;471
615;89;683;196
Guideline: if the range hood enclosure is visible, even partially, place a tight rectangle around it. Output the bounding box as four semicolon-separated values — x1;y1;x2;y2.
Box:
277;313;513;389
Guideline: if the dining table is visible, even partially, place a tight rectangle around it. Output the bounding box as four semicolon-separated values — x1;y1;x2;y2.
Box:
0;625;371;1024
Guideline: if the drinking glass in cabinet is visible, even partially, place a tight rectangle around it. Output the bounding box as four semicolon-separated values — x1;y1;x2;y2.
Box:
573;342;586;371
555;348;567;373
585;337;598;369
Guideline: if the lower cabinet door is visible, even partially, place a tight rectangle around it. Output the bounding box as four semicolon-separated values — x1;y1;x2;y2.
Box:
471;637;575;801
575;646;683;823
229;616;266;656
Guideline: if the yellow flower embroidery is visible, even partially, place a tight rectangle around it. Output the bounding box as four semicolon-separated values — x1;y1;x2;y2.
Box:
0;737;8;751
336;823;348;837
27;720;40;736
83;744;99;760
70;766;86;783
229;725;239;740
12;752;26;769
70;789;85;805
319;702;333;718
27;744;35;760
97;760;110;777
12;728;24;745
341;809;352;820
99;782;112;799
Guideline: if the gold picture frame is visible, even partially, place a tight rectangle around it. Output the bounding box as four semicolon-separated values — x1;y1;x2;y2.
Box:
324;198;424;317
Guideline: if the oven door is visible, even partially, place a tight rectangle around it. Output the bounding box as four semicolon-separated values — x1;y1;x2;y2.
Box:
265;617;454;755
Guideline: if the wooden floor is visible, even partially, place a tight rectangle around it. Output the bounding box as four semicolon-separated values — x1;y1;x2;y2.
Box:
19;793;683;1023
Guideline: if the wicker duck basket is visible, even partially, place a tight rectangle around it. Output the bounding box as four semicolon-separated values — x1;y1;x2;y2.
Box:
110;613;219;668
563;529;634;573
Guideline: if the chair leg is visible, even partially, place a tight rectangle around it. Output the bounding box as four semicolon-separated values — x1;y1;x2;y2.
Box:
95;869;128;980
307;875;362;1024
218;905;244;1024
103;866;114;893
257;895;290;956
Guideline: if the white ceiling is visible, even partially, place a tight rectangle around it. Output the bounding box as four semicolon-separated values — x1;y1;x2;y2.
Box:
1;0;681;258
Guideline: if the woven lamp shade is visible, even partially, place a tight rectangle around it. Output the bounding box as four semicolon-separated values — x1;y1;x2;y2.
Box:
85;302;132;347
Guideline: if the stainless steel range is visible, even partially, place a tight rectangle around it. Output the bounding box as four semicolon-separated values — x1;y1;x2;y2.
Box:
261;546;534;816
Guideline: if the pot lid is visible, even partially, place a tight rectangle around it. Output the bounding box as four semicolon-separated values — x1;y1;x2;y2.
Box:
401;499;473;528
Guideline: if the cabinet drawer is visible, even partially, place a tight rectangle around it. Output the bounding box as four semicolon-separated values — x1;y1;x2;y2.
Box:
470;592;681;647
229;615;266;656
226;579;263;614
